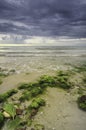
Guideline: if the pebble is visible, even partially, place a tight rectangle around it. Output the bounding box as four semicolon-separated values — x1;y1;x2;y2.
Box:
40;112;43;115
3;111;10;118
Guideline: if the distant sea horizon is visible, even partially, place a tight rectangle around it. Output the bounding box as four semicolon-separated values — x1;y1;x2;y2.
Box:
0;45;86;57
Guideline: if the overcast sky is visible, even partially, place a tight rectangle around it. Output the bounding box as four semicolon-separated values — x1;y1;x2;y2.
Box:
0;0;86;45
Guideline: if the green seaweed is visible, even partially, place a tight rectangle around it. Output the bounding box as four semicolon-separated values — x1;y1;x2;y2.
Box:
19;84;45;102
29;98;45;110
74;64;86;72
19;91;32;102
0;89;18;103
0;72;8;77
3;103;16;119
7;89;18;97
0;79;2;84
28;98;45;120
18;83;30;90
0;112;4;126
34;124;45;130
4;117;21;130
0;93;9;103
38;75;57;88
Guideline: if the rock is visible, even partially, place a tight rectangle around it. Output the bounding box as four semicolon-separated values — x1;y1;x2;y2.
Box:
40;112;43;115
29;109;38;119
16;127;26;130
16;109;23;115
34;124;45;130
3;111;10;118
11;97;16;101
14;100;20;104
14;105;18;109
9;69;16;73
31;128;35;130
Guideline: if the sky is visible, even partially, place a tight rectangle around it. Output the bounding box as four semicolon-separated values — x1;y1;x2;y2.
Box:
0;0;86;46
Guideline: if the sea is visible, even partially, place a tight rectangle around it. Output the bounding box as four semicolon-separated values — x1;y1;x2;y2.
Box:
0;46;86;73
0;46;86;57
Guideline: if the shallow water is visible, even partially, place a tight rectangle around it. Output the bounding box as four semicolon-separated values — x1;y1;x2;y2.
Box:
0;46;86;73
0;46;86;57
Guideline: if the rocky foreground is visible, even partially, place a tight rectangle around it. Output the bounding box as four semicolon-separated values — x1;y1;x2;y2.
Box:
0;65;86;130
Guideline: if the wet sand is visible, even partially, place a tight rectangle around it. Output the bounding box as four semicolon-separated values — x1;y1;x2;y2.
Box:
0;71;55;94
34;88;86;130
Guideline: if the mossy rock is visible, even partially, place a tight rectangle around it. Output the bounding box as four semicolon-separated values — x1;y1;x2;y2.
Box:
28;97;45;119
78;88;84;95
34;124;45;130
18;83;30;90
78;95;86;111
3;103;16;119
74;65;86;72
29;98;45;110
19;91;32;102
39;75;57;88
29;101;39;109
19;85;44;102
7;89;18;97
56;71;72;89
0;112;4;125
4;117;22;130
0;89;18;103
0;79;2;84
0;93;8;103
34;98;45;106
31;87;43;97
0;72;8;77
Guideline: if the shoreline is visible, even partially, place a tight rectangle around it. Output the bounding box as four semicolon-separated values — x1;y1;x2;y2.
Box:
0;66;86;130
0;61;86;130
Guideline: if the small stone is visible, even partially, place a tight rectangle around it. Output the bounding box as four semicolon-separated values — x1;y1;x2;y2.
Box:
16;127;26;130
31;128;35;130
16;109;23;115
40;112;43;115
3;111;10;118
14;100;20;104
14;105;18;109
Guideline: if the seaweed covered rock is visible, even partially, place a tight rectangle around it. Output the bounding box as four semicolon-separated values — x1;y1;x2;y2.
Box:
3;103;16;119
0;89;18;103
78;95;86;111
18;83;30;90
56;71;72;89
0;112;4;125
39;75;57;88
28;98;45;119
29;98;45;110
34;124;45;130
0;79;2;84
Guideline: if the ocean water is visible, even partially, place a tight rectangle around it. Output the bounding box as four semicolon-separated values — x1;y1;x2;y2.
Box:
0;46;86;57
0;46;86;72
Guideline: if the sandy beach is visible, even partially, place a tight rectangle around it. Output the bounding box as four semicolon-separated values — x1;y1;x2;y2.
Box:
33;87;86;130
0;46;86;130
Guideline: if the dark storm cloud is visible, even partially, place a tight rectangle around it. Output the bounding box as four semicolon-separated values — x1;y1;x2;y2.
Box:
0;0;86;38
